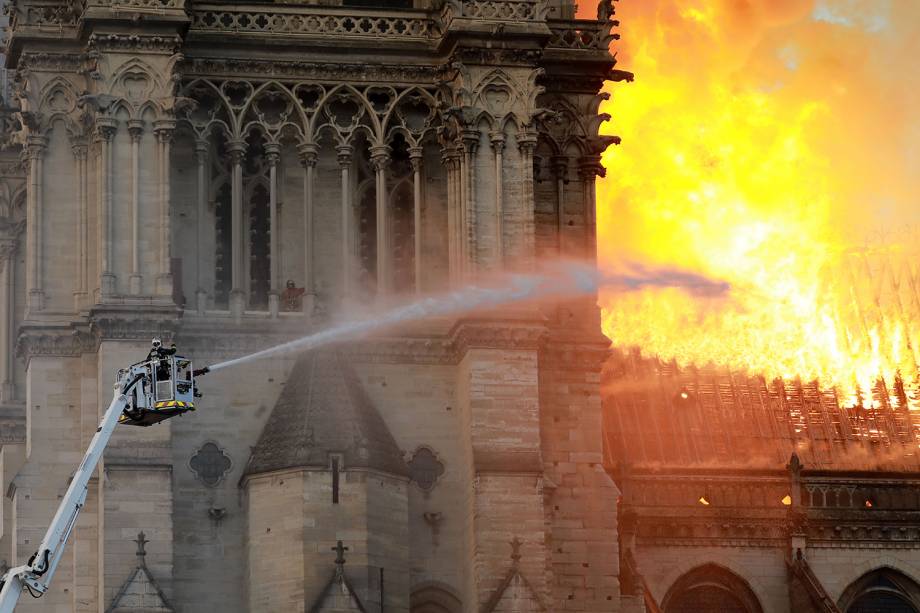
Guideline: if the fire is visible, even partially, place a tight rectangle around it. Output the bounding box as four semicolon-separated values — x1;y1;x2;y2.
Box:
591;0;920;403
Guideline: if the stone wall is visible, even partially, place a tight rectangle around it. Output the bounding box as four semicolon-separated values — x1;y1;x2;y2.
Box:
246;470;305;612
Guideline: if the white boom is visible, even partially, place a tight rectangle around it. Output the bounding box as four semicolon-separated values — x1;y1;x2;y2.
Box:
0;377;133;612
0;349;199;611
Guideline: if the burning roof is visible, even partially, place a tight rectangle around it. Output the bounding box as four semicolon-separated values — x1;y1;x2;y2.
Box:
603;351;920;473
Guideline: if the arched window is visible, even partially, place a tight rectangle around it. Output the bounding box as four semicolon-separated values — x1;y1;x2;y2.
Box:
410;582;462;613
390;179;415;294
247;182;271;309
356;177;377;297
839;568;920;613
662;564;763;613
213;182;232;309
386;133;416;295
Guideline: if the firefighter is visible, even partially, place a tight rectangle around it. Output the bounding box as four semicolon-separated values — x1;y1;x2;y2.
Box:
147;338;177;381
191;366;210;398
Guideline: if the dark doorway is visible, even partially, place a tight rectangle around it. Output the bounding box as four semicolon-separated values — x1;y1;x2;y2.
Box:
841;569;920;613
663;564;763;613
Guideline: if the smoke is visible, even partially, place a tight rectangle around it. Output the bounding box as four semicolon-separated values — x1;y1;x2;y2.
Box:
600;0;920;246
207;261;728;373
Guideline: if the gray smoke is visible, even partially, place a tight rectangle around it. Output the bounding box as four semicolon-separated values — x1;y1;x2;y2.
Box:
208;261;729;373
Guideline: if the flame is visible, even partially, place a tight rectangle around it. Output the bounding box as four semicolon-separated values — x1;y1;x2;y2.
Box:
592;0;920;402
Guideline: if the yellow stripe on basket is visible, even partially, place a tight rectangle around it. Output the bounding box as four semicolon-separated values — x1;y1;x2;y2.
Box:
151;400;194;411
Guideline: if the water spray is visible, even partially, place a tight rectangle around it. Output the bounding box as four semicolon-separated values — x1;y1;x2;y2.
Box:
206;261;729;374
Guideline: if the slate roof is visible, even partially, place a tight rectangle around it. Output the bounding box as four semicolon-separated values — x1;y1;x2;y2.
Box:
245;350;408;477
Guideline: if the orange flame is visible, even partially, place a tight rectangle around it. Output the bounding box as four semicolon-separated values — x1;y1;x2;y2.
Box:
593;0;920;403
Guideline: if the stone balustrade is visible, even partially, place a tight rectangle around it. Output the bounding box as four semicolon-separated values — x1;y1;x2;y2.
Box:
444;0;543;21
85;0;183;11
189;4;440;40
7;0;620;52
7;0;82;28
547;18;613;51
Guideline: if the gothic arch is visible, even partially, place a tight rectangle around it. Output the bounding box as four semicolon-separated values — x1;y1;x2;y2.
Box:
410;581;462;613
0;182;26;221
838;567;920;613
383;86;439;147
179;78;236;140
38;76;78;115
524;67;547;114
472;69;528;132
310;83;381;146
37;76;80;137
137;100;163;121
473;70;518;106
535;96;590;158
9;186;26;221
108;57;167;117
661;563;764;613
239;80;308;143
834;557;920;602
499;113;524;135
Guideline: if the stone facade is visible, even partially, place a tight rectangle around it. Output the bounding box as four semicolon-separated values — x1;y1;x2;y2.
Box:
0;0;621;611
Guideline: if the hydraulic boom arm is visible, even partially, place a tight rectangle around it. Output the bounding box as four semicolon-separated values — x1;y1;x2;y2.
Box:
0;376;136;612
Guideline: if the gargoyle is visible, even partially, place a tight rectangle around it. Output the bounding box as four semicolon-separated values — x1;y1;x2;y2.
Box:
160;96;198;117
76;93;117;114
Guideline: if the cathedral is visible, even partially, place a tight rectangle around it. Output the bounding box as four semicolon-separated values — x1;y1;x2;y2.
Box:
0;0;918;611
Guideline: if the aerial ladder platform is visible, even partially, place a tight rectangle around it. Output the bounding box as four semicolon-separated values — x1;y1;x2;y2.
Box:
0;350;202;612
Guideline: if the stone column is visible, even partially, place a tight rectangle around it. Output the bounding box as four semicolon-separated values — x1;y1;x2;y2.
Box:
457;146;467;279
154;120;176;298
72;141;88;310
370;145;391;298
128;120;144;295
228;139;247;318
298;144;318;314
442;147;461;286
195;139;210;313
518;132;538;269
409;146;424;294
490;132;505;268
579;159;603;260
0;236;16;402
95;119;117;298
336;145;354;299
461;129;480;278
265;143;281;317
552;155;569;256
25;135;46;312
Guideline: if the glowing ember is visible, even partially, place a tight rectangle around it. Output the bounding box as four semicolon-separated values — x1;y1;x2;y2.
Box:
592;1;920;403
698;496;710;506
782;495;793;506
